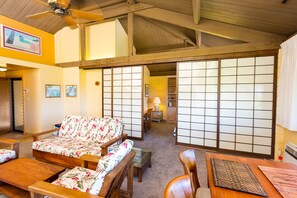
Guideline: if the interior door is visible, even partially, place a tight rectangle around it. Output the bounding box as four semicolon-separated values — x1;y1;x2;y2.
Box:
0;78;11;134
12;78;24;132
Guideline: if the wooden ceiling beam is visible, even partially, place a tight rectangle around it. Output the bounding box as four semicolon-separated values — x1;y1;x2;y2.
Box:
134;8;285;43
57;42;280;68
137;44;197;54
145;19;196;47
127;0;136;5
192;0;201;47
128;13;134;56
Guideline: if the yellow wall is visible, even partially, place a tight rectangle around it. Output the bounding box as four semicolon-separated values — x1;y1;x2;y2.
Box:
149;76;167;119
0;15;54;65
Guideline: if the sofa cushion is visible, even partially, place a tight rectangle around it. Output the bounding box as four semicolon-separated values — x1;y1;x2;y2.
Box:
94;117;123;144
89;139;134;195
52;167;97;193
76;116;102;141
58;115;82;138
32;137;102;158
0;149;16;164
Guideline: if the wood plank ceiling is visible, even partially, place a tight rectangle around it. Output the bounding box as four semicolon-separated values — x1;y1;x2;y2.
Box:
0;0;296;55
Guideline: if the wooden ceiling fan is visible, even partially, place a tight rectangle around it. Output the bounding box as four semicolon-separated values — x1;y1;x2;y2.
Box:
26;0;104;29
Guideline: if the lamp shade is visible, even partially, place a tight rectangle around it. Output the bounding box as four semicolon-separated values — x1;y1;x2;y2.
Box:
153;97;161;104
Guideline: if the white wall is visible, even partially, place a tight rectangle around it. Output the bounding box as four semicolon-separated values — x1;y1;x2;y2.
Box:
86;21;116;60
55;27;80;63
115;20;128;57
80;69;102;117
63;67;81;115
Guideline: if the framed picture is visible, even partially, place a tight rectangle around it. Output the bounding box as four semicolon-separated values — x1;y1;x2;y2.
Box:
66;85;77;97
1;25;41;55
45;85;61;98
145;84;149;97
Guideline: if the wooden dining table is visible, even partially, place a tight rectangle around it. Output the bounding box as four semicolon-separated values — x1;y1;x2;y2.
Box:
205;152;297;198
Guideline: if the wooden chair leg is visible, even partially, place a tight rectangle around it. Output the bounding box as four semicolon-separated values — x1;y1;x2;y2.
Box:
127;162;134;198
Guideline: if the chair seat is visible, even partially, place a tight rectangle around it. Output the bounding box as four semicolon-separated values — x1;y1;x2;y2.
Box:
52;166;97;193
196;187;211;198
0;149;16;164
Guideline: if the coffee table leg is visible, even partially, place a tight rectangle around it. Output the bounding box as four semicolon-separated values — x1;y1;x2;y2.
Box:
137;168;142;183
149;159;152;168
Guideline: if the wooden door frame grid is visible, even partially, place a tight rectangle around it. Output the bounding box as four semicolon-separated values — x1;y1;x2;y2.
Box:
175;50;278;159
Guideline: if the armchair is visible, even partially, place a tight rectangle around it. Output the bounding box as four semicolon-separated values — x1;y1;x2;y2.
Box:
0;138;20;164
29;139;135;198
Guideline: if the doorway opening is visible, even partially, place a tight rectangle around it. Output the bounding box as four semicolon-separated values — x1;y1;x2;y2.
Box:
11;78;24;132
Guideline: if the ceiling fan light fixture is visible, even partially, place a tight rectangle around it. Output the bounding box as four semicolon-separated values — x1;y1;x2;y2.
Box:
0;63;7;72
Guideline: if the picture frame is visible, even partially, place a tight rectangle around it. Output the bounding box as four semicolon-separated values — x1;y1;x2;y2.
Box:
45;85;61;98
1;25;41;55
145;84;149;97
66;85;77;97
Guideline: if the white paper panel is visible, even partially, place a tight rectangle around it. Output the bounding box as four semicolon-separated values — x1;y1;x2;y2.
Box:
178;100;191;107
237;101;253;109
192;93;205;100
132;86;142;92
254;137;271;146
206;77;218;84
179;129;190;136
132;66;142;72
220;109;236;117
191;131;204;138
205;124;217;131
132;73;142;79
205;116;217;124
177;136;190;144
191;123;204;130
237;75;254;83
178;114;191;122
192;85;205;91
256;56;274;65
236;126;253;135
104;81;111;86
220;125;235;134
220;133;235;141
254;119;272;128
221;85;236;92
237;84;254;92
221;76;236;84
192;61;206;69
122;67;132;73
220;101;236;109
205;132;216;139
191;138;204;146
192;100;205;108
191;115;204;123
207;61;218;68
178;62;192;70
237;93;254;101
179;78;191;85
132;118;141;125
205;139;216;147
178;122;191;129
104;69;111;75
253;145;271;155
255;75;273;83
254;128;272;137
191;108;205;115
220;93;236;100
238;57;254;66
256;66;274;74
192;70;206;77
205;101;217;108
220;141;235;150
221;68;236;76
236;135;252;144
221;59;237;67
179;93;191;100
179;86;191;92
104;75;111;80
192;78;206;84
236;143;252;152
254;102;273;110
236;118;253;127
220;117;235;125
254;110;272;119
205;108;217;116
255;93;273;101
237;67;254;75
237;110;253;118
255;84;273;92
179;70;192;77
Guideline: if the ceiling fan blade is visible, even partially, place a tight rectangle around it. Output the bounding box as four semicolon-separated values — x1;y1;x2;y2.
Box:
33;0;49;7
26;11;55;19
68;9;104;21
57;0;72;8
63;15;78;29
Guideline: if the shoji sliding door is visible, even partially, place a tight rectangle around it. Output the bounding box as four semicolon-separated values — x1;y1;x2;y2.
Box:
177;60;219;148
103;66;143;139
177;55;276;158
219;56;275;156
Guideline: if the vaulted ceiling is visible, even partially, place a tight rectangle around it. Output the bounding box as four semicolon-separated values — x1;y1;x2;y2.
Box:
0;0;296;55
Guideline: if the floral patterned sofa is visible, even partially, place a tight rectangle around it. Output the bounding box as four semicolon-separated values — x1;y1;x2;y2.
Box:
32;115;127;169
0;138;20;164
29;139;136;198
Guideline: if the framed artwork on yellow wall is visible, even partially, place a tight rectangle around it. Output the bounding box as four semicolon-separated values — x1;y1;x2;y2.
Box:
1;25;41;55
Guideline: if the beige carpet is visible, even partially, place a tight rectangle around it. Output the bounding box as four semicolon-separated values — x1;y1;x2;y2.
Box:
0;122;208;198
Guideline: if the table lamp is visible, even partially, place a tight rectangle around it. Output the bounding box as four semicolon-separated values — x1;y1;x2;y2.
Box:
153;97;161;111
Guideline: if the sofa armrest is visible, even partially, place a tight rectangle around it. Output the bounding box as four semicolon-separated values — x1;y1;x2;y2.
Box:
29;181;101;198
80;154;101;168
32;129;59;141
100;134;128;156
0;138;20;158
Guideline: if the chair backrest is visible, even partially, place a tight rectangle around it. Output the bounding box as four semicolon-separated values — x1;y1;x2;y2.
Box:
147;108;153;117
164;175;193;198
178;149;200;196
90;139;134;196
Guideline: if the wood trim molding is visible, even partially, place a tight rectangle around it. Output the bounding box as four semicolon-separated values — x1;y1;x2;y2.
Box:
57;42;280;68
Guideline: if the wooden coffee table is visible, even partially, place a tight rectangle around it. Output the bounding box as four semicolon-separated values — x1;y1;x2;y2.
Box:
0;158;65;197
133;148;152;183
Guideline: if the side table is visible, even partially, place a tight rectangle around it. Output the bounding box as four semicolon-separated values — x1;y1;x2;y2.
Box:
132;148;152;183
152;111;163;122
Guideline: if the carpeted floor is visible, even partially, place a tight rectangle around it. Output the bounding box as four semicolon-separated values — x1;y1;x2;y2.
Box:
0;122;209;198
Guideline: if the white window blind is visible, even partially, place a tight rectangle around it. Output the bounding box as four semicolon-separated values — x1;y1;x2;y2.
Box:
277;35;297;131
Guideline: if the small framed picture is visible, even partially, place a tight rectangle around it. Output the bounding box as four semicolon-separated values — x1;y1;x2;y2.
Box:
45;85;61;98
145;84;149;97
66;85;77;97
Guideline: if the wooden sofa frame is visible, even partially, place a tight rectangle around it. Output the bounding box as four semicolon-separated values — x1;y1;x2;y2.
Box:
32;128;127;169
0;138;20;159
29;150;136;198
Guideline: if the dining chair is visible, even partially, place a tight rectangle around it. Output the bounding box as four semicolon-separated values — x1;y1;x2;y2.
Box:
163;175;193;198
143;108;153;133
178;149;211;198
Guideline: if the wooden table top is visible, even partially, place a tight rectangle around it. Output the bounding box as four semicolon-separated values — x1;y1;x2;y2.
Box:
205;152;297;198
0;158;65;190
